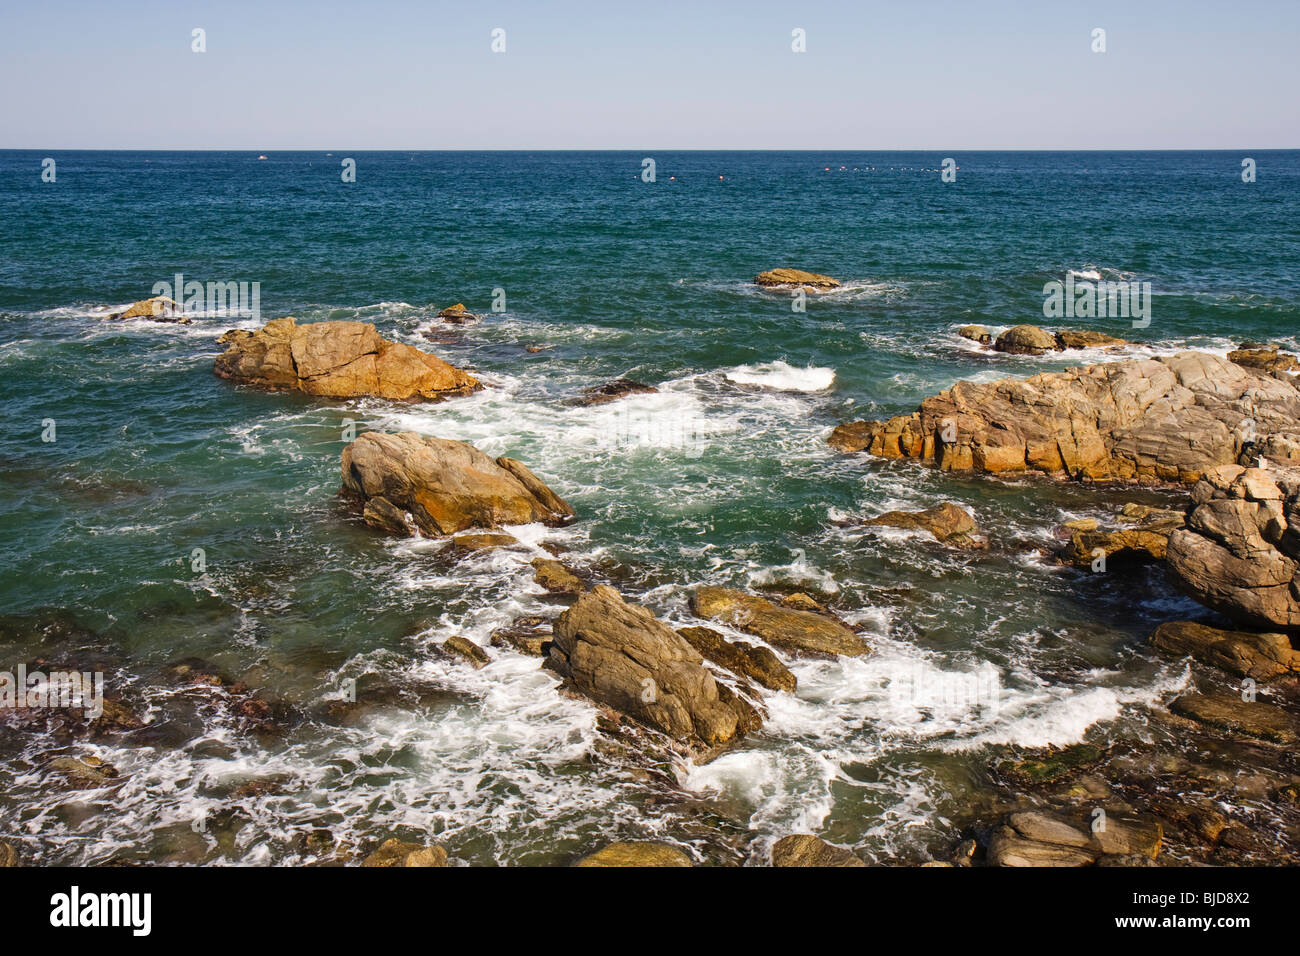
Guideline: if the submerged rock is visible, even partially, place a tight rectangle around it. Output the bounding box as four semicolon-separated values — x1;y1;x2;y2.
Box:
106;295;188;323
215;317;480;401
531;557;585;596
754;268;840;290
574;379;659;406
548;586;752;755
689;586;868;658
436;636;491;669
957;324;991;345
1170;691;1300;744
770;834;865;867
994;324;1058;355
995;743;1106;787
829;352;1300;485
1149;621;1299;681
341;431;574;537
677;625;797;692
860;502;984;548
574;842;692;867
361;838;448;867
1166;464;1300;630
436;303;476;324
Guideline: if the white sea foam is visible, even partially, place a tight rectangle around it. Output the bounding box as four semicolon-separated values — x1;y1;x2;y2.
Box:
723;360;835;392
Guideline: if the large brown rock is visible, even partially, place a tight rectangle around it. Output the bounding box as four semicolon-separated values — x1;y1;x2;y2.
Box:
985;810;1161;867
994;324;1058;355
689;586;868;658
549;586;752;752
677;625;797;692
770;834;865;867
1165;464;1300;630
1059;507;1182;568
1054;329;1128;350
1149;621;1299;681
1228;343;1299;376
829;352;1300;486
754;268;840;290
341;431;574;537
215;317;479;401
860;502;983;547
107;295;188;323
1170;691;1300;744
574;842;692;867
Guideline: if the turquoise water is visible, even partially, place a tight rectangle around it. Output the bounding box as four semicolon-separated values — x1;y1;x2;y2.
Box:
1;150;1298;864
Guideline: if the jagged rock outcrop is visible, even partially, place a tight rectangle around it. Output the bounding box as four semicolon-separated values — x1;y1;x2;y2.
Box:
1229;343;1299;377
829;352;1300;486
437;303;476;324
689;586;868;657
106;296;188;323
754;268;840;290
1149;621;1299;681
341;431;574;537
677;625;797;692
215;317;479;401
574;379;659;406
548;586;754;754
994;324;1058;355
860;502;984;548
1165;464;1300;630
1059;505;1184;568
985;810;1162;867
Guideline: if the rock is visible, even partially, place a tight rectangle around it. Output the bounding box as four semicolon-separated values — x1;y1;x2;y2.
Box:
1055;330;1128;350
689;586;869;658
1149;621;1299;681
341;431;574;537
770;834;865;867
48;754;120;789
1150;799;1228;845
1062;518;1100;532
996;743;1106;787
1059;526;1175;568
677;625;797;693
780;593;828;614
451;532;521;552
754;268;840;290
106;295;188;323
437;303;476;324
548;586;751;752
525;345;551;354
860;502;984;547
436;636;490;669
361;838;448;867
829;352;1300;485
994;324;1059;355
1166;464;1300;630
575;379;659;406
957;325;991;345
574;842;692;867
1229;344;1299;375
986;810;1161;866
1169;691;1300;744
986;826;1098;867
490;618;553;656
215;317;480;401
362;497;418;536
531;557;585;595
0;842;17;867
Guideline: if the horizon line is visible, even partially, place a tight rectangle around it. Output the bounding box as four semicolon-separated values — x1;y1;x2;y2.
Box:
3;146;1297;152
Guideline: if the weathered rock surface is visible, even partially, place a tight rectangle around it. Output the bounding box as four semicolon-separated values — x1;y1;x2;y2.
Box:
770;834;865;867
341;431;574;537
1059;506;1184;568
994;324;1058;355
860;502;983;547
436;636;491;669
0;841;16;867
1165;464;1300;630
361;838;448;867
829;352;1300;485
574;842;692;867
106;296;188;323
215;317;480;401
689;586;868;658
986;810;1161;866
437;303;476;324
1229;343;1299;376
754;268;840;290
451;532;521;552
574;379;659;406
1170;691;1300;744
1055;329;1128;350
531;557;585;595
677;625;797;693
548;586;751;752
995;743;1106;787
490;617;553;656
957;325;991;345
1149;621;1300;681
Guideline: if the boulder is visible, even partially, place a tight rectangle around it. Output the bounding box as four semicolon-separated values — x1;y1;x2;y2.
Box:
531;557;585;595
1055;329;1128;350
574;842;692;867
986;810;1161;866
106;296;188;323
860;502;984;547
994;324;1058;355
770;834;865;867
215;317;480;401
957;325;991;345
1228;344;1299;375
341;431;574;537
754;268;841;290
575;379;659;406
0;842;17;867
689;586;869;658
436;636;490;669
548;586;752;752
1149;621;1300;681
1170;691;1300;744
677;625;797;692
1059;523;1178;568
361;838;448;867
451;532;521;552
437;303;476;324
1165;465;1300;630
829;352;1300;486
490;617;553;656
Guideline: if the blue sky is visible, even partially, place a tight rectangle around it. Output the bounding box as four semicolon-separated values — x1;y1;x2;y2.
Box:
1;0;1296;148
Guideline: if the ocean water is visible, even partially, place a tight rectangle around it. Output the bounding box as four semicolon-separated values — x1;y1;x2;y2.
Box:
1;150;1298;865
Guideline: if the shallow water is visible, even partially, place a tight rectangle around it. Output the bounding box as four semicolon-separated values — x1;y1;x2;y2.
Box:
1;150;1298;864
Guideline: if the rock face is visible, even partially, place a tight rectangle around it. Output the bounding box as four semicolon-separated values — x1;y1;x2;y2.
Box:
754;268;840;290
549;586;751;751
677;625;797;692
575;379;659;406
1229;343;1299;376
1059;507;1184;568
1149;621;1299;681
107;296;188;323
986;810;1162;867
1170;692;1300;744
1055;329;1128;350
574;842;692;867
215;317;480;401
689;586;868;657
770;834;865;867
1165;464;1300;630
994;324;1059;355
860;503;983;547
341;431;574;537
957;325;991;345
829;352;1300;486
